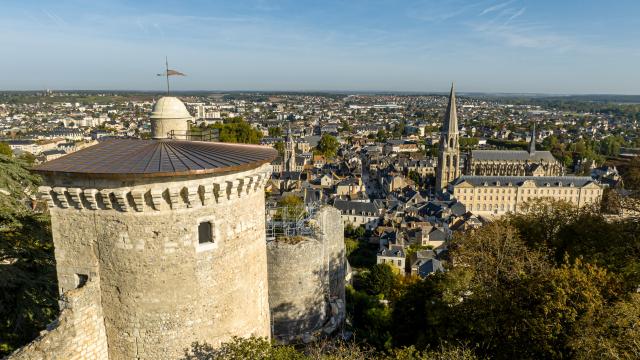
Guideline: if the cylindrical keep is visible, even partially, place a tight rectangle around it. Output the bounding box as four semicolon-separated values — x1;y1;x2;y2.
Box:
45;169;271;360
267;238;327;338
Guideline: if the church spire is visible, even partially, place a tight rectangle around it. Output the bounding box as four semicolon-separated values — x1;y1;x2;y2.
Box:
442;83;458;135
529;121;536;155
436;83;461;191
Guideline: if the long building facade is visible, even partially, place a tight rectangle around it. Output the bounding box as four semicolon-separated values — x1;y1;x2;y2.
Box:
450;175;602;217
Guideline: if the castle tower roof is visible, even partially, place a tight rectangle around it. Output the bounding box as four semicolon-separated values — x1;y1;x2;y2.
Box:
34;138;277;179
442;83;458;134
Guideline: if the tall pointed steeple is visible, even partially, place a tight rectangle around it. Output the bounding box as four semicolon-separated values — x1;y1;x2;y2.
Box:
443;83;458;135
529;121;536;155
436;83;461;191
285;124;296;172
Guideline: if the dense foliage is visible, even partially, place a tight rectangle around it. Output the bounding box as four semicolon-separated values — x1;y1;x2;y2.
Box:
209;117;263;144
315;134;339;158
345;199;640;360
182;336;477;360
0;142;12;157
0;155;57;356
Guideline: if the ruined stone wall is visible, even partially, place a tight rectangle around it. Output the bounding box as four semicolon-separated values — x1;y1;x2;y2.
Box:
267;206;346;343
8;280;108;360
37;164;272;360
315;206;346;302
267;238;327;338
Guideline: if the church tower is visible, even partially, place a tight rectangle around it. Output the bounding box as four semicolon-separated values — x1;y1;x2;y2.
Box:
284;125;296;172
528;121;536;155
436;83;460;191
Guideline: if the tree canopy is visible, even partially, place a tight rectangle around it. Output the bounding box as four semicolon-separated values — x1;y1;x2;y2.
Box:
0;142;12;157
209;117;262;144
0;155;57;356
315;134;339;158
346;200;640;359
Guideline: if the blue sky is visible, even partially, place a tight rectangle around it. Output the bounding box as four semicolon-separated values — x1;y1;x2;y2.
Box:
1;0;639;93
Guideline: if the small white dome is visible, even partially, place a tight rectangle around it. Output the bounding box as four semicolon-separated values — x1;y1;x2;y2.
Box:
150;97;191;139
150;97;192;121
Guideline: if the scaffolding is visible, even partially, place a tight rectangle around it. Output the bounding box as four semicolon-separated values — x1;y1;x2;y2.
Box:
265;202;322;241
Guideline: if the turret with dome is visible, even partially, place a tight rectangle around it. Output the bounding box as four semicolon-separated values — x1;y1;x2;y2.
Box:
150;96;192;139
31;95;278;359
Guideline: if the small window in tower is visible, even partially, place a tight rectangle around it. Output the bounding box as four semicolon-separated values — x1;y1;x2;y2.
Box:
198;221;213;244
75;273;88;289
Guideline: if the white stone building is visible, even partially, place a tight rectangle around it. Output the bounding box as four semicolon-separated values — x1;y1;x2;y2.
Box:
450;175;603;217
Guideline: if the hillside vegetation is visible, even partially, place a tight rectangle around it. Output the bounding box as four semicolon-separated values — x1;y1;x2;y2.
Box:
0;154;57;356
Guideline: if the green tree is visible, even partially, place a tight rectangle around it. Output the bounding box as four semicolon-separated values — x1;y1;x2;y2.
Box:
623;156;640;190
210;117;262;144
346;286;394;351
0;155;57;356
0;142;12;157
18;152;36;166
569;294;640;359
276;194;305;220
458;137;479;149
376;129;388;143
268;127;283;137
182;336;303;360
274;141;285;157
315;134;339;158
361;263;400;299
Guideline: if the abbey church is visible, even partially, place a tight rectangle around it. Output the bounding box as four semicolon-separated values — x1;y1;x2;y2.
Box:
436;84;602;216
436;84;563;187
466;122;564;177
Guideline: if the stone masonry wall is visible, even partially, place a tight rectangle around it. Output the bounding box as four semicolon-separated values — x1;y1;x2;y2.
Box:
267;238;327;338
315;206;346;301
8;279;108;360
267;206;346;343
37;164;272;360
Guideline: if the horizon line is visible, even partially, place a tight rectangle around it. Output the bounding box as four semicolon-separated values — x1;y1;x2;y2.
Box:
1;89;640;97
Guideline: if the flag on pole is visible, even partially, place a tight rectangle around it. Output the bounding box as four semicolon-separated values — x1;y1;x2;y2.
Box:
157;69;186;77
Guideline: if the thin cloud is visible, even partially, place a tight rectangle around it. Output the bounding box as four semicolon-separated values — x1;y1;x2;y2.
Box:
470;20;576;50
408;0;485;23
504;7;526;25
41;9;68;27
480;0;515;16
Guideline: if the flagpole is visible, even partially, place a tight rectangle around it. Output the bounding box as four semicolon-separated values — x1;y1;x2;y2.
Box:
165;56;170;95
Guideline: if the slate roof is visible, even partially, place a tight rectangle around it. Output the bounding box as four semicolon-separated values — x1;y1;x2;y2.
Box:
34;138;278;179
413;258;444;277
378;246;405;258
452;175;597;188
471;149;556;162
333;199;380;214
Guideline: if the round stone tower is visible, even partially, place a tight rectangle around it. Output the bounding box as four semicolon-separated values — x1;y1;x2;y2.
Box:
266;206;346;343
267;237;327;337
34;97;278;359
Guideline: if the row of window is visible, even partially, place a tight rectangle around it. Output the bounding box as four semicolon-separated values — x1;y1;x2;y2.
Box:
457;188;599;196
380;258;403;266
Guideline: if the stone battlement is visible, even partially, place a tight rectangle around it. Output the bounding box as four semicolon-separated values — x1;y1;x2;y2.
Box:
39;168;271;212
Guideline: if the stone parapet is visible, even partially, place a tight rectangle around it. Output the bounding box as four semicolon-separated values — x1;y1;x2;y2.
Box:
38;167;271;212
